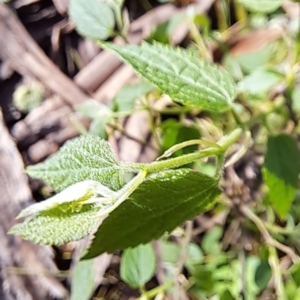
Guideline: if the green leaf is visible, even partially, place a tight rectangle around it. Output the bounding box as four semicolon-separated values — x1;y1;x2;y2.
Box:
235;45;273;73
69;0;115;40
89;118;108;138
186;243;203;269
202;226;223;254
161;241;180;264
160;120;201;158
191;266;215;294
193;14;211;37
16;180;114;219
76;100;112;120
222;54;243;81
71;259;95;300
76;100;112;138
238;69;282;94
291;87;300;114
9;202;100;245
254;260;271;292
120;244;156;288
263;134;300;218
290;262;300;285
83;169;220;259
220;290;235;300
237;0;282;14
10;172;148;245
112;82;155;112
160;241;203;269
8;180;119;245
146;13;187;44
26;135;125;191
102;42;236;112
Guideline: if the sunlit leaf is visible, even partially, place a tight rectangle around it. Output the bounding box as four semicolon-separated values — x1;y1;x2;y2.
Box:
26;135;125;191
101;42;236;112
84;169;220;258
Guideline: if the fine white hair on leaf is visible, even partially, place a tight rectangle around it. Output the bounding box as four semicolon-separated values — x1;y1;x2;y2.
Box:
17;180;116;219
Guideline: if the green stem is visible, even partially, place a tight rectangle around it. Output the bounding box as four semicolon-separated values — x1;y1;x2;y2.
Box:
215;0;228;32
99;170;147;217
268;246;286;300
234;1;247;26
139;286;149;300
122;128;242;173
231;106;245;128
215;153;225;178
110;0;125;35
217;128;243;151
117;170;147;202
137;281;173;300
154;106;195;115
122;148;221;173
188;16;211;61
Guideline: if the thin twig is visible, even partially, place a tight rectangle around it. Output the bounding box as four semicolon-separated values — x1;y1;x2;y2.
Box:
240;205;300;263
238;248;246;300
268;246;286;300
107;122;157;150
152;241;165;285
5;267;70;278
173;221;193;300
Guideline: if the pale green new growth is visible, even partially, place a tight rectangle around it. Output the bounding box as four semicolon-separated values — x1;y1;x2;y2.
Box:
10;171;147;245
9;180;119;245
16;180;114;219
101;42;236;112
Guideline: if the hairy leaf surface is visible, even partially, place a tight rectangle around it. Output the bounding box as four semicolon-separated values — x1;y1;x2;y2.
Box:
9;203;100;245
102;42;236;112
26;135;125;191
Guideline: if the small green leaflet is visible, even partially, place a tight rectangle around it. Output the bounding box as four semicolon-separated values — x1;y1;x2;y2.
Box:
83;169;220;259
112;82;155;112
71;259;95;300
26;135;125;191
120;244;156;288
238;69;282;95
263;134;300;218
75;100;113;138
101;42;236;112
237;0;282;14
69;0;115;40
76;100;112;120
